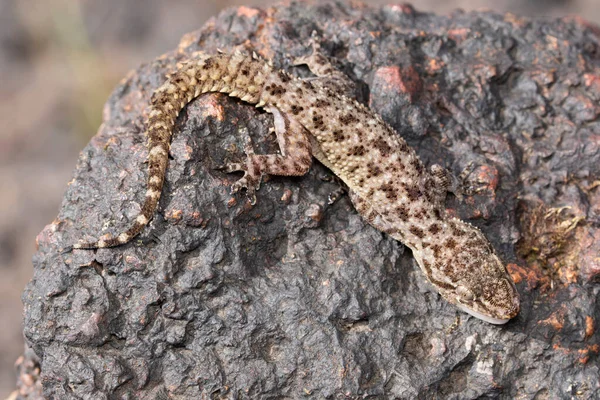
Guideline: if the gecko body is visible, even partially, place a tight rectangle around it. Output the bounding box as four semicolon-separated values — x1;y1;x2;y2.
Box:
73;51;520;324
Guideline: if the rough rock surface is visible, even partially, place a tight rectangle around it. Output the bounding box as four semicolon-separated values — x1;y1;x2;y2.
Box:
22;1;600;398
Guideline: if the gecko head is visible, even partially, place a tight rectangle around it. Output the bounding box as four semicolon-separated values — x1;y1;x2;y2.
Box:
424;221;520;324
453;274;520;324
445;249;520;325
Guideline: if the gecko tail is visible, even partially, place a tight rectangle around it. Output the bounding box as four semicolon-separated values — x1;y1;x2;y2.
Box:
71;134;167;250
71;213;154;249
72;212;154;249
72;53;265;251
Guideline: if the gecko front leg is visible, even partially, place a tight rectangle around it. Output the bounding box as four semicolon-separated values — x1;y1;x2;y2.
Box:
292;35;356;97
224;106;312;203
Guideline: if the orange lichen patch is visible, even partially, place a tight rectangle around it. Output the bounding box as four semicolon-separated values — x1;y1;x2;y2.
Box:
447;28;470;43
538;309;565;331
187;211;207;228
372;65;422;102
178;32;198;49
583;73;600;92
585;316;595;339
504;12;528;28
552;343;569;354
368;31;382;40
426;58;444;74
236;6;260;19
521;262;550;291
577;345;600;364
471;164;499;197
517;203;585;288
198;95;227;122
227;197;238;208
371;66;400;89
506;263;526;285
165;209;183;221
102;136;121;151
551;343;599;364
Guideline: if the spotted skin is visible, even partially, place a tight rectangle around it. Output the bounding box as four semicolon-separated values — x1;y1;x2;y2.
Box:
73;50;519;324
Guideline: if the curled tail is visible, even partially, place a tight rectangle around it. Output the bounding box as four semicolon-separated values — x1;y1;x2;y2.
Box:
73;52;269;249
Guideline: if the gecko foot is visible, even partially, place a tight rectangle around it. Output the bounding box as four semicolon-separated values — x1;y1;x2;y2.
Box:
218;107;312;206
218;162;244;173
215;159;261;204
430;164;463;201
292;32;355;97
231;173;260;205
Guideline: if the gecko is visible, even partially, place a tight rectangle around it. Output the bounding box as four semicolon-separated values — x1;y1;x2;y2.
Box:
72;48;520;324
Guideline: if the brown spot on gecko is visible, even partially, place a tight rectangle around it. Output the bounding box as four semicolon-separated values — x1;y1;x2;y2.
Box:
428;223;441;234
398;141;409;152
445;237;458;249
290;105;304;115
351;145;366;157
339;114;358;125
298;155;312;167
268;84;286;96
333;130;345;141
296;140;310;151
412;208;427;220
405;184;421;202
380;183;397;200
367;163;382;177
314;98;331;108
409;225;425;239
373;138;392;156
410;158;424;174
396;205;409;221
312;117;326;132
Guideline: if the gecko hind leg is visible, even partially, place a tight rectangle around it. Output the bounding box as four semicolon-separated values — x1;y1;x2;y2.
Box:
224;106;312;204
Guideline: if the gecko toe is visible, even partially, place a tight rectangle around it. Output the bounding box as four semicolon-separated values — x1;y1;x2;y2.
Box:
231;174;261;202
218;162;245;173
60;245;74;254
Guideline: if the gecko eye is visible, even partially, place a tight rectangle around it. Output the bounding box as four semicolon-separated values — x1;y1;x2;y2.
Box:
456;285;475;303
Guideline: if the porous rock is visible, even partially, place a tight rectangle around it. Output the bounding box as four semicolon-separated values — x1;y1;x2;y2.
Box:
21;1;600;398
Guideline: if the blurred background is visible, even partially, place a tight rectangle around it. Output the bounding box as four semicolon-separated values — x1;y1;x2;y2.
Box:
0;0;598;396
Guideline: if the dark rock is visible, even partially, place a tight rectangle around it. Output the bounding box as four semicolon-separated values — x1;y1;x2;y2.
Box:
22;1;600;398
